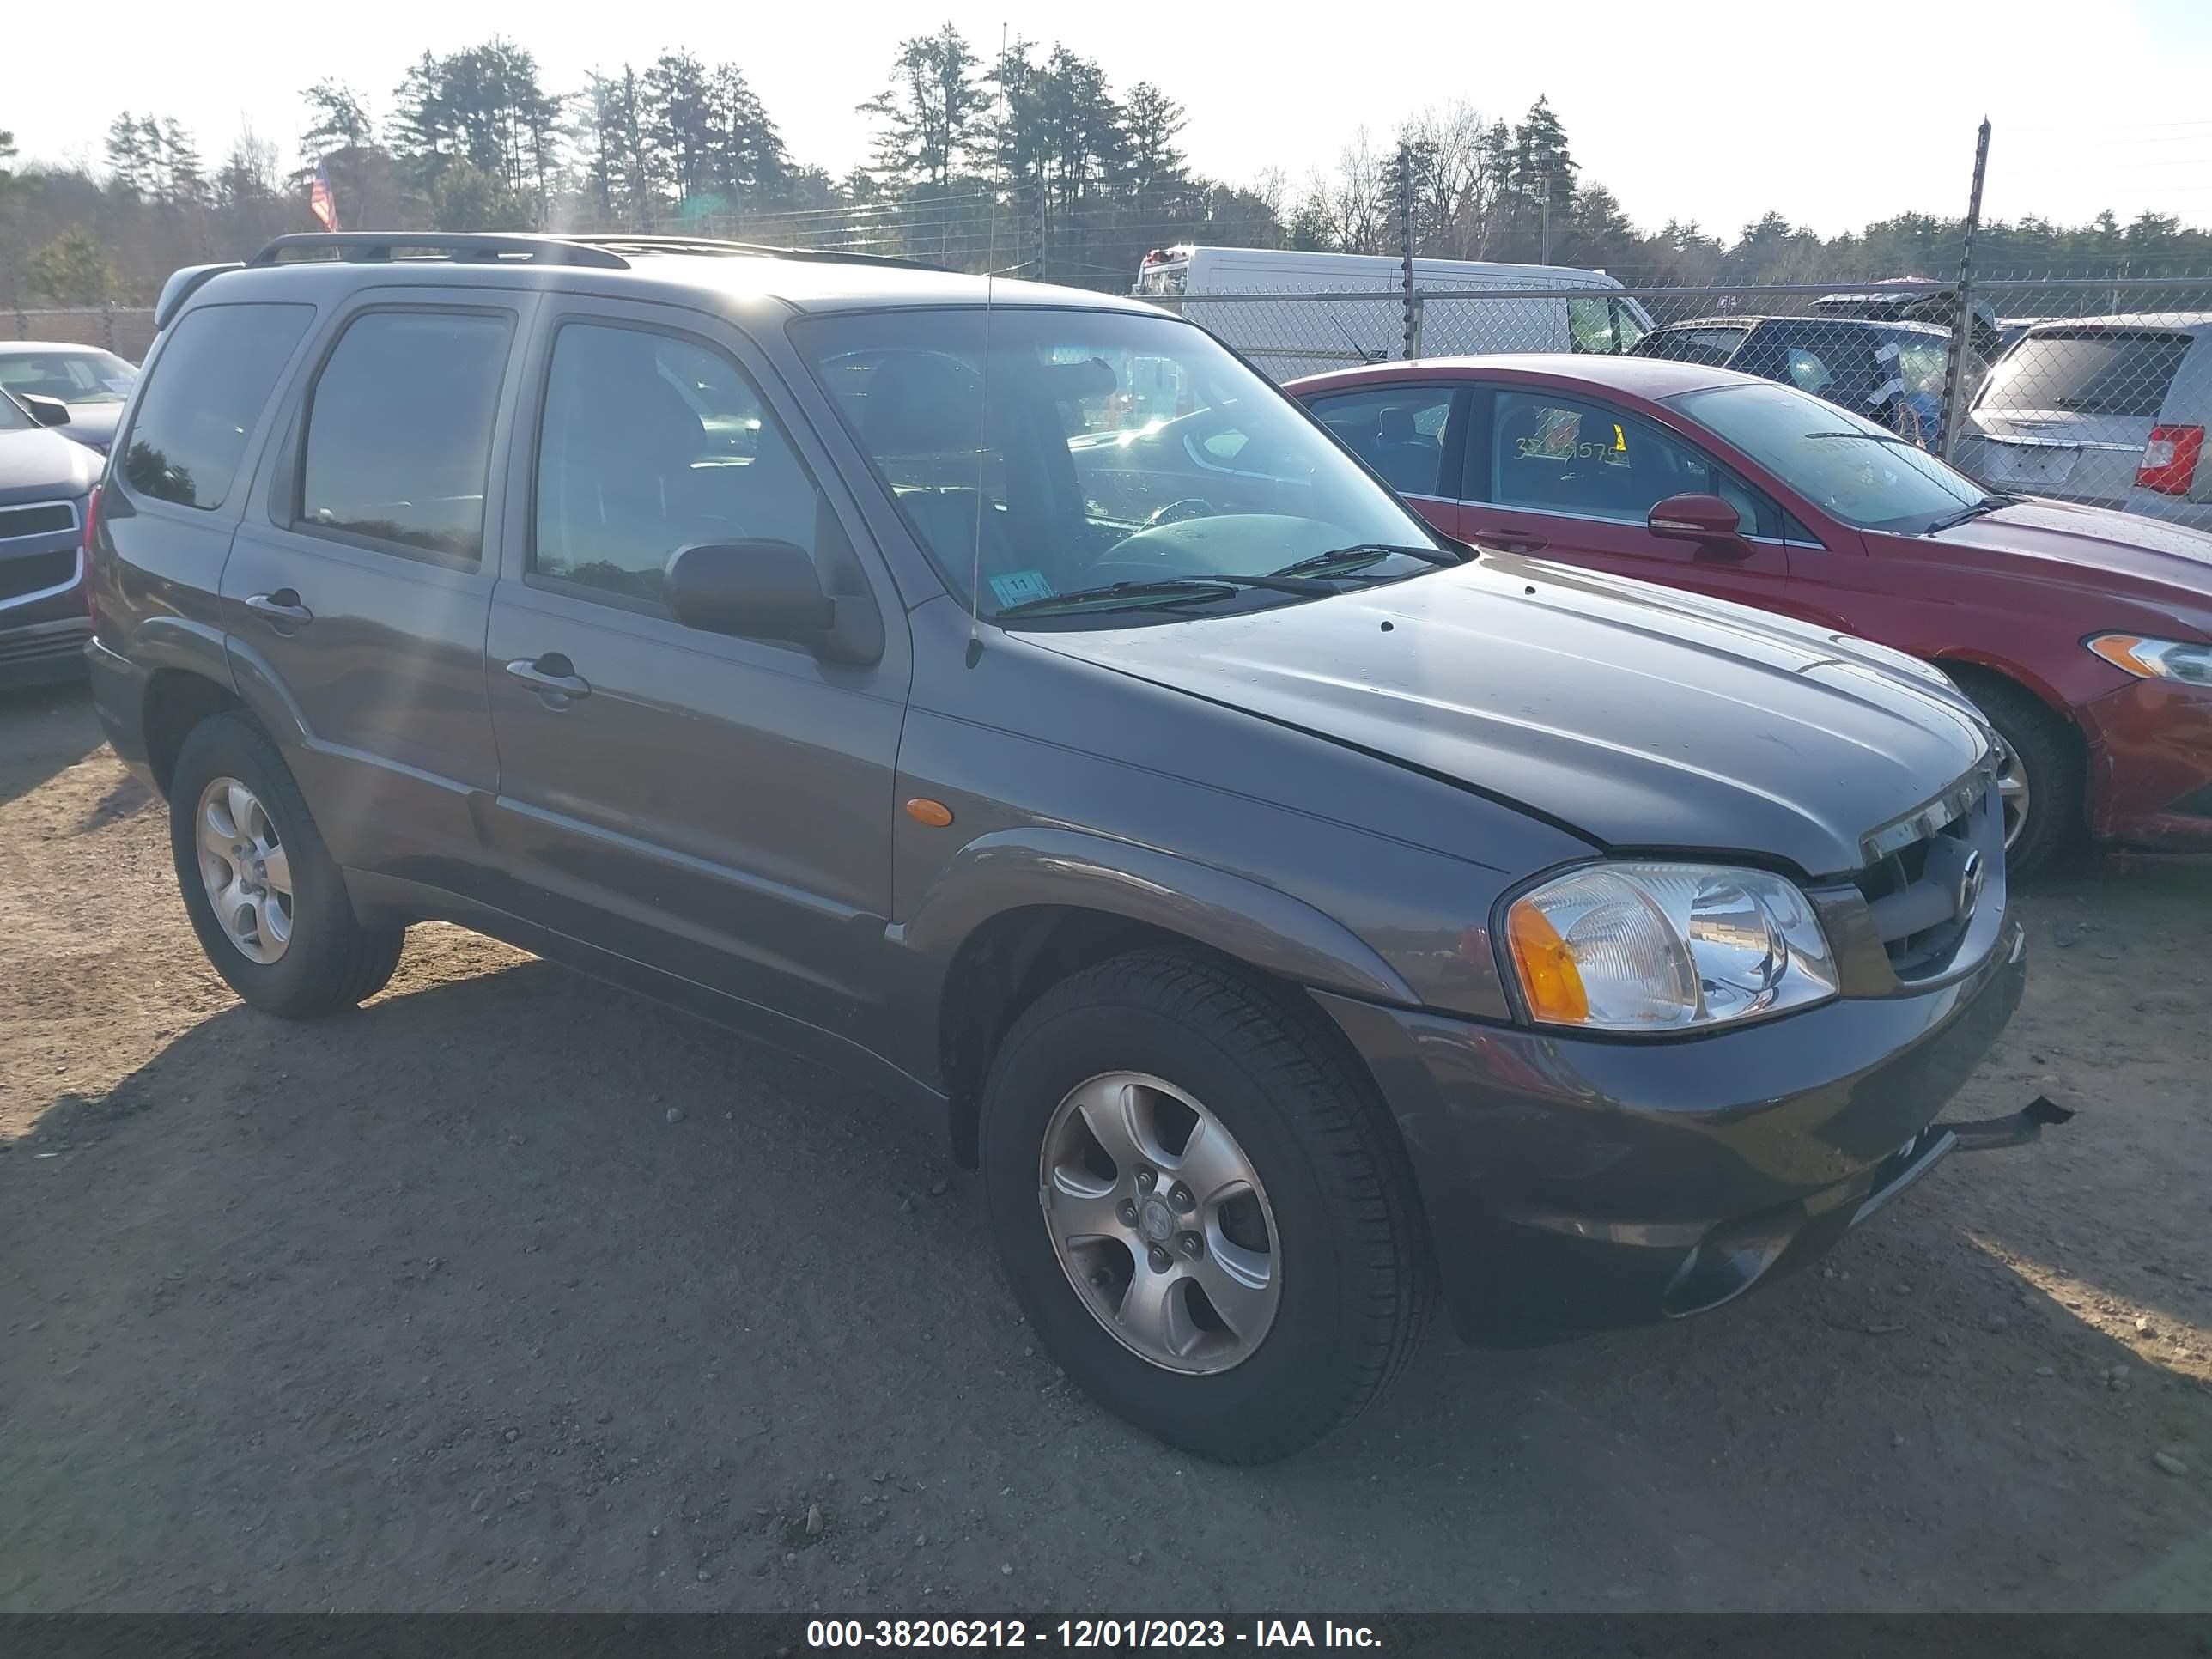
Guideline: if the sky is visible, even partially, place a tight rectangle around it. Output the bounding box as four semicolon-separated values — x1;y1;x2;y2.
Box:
10;0;2212;240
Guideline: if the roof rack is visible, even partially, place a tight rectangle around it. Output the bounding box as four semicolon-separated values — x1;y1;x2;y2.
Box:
248;232;631;270
247;230;940;276
562;234;938;271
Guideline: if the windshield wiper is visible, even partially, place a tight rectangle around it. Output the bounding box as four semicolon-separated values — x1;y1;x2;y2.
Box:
994;573;1336;618
1925;495;2019;533
1271;542;1463;578
1803;430;1922;447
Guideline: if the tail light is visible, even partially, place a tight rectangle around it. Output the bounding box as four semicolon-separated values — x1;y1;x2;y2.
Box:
82;484;101;625
2137;425;2204;496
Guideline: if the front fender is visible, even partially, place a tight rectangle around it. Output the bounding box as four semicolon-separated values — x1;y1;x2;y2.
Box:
900;826;1419;1004
887;825;1420;1088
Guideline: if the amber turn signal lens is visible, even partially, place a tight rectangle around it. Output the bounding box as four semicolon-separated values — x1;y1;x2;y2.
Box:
2087;635;2150;675
1506;899;1589;1024
904;798;954;827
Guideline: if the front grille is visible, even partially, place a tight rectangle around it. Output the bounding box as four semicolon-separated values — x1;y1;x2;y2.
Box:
0;548;79;604
0;619;91;665
1851;769;1997;981
0;501;76;543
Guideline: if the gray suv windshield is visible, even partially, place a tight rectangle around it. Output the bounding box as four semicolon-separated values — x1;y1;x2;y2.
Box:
794;307;1441;621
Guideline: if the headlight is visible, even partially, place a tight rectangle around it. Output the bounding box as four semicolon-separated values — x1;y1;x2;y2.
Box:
1503;862;1839;1033
2087;634;2212;687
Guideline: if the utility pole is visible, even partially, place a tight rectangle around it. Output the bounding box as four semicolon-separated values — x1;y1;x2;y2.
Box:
1398;141;1418;361
1034;174;1048;283
1937;118;1991;462
1539;170;1551;265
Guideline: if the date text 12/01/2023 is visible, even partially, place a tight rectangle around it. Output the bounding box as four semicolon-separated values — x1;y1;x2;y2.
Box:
805;1620;1384;1648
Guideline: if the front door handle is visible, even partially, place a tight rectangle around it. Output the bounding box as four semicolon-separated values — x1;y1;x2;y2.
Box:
1474;526;1549;554
506;654;592;703
245;590;313;627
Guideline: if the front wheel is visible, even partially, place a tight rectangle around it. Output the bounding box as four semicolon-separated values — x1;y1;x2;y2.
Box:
1954;674;2082;883
978;951;1431;1463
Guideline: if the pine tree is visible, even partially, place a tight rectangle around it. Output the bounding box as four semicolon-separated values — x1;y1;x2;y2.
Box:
1121;82;1187;196
858;23;985;190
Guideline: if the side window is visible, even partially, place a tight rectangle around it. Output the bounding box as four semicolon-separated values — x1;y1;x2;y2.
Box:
1784;347;1836;397
1568;295;1616;354
532;321;826;607
1486;390;1771;532
121;303;314;510
1304;385;1455;496
1610;301;1648;355
298;310;514;562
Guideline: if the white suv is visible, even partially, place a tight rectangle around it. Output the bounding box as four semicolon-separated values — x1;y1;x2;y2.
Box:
1956;313;2212;532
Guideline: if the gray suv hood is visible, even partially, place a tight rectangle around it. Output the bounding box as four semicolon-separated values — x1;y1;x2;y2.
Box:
1030;553;1992;878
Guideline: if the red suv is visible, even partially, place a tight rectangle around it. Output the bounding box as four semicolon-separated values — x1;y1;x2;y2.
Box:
1290;355;2212;877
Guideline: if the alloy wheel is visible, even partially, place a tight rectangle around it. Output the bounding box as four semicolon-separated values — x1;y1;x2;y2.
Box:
194;775;295;964
1992;733;2032;853
1038;1071;1281;1374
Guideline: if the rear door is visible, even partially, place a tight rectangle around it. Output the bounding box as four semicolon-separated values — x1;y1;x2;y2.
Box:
95;301;319;682
222;288;532;896
1457;380;1802;613
482;297;910;1047
1297;380;1469;537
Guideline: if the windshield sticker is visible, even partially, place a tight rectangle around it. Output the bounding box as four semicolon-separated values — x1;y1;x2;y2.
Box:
988;568;1056;608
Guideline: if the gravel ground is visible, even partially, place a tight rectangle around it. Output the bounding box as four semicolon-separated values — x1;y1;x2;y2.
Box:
2;682;2209;1613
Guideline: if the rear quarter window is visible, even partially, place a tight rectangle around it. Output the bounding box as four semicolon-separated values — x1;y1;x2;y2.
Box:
121;303;315;510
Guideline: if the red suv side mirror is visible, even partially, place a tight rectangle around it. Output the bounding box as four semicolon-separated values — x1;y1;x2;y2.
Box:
1648;493;1753;559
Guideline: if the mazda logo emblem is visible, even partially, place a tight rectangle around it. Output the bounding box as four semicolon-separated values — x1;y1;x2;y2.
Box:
1955;850;1986;921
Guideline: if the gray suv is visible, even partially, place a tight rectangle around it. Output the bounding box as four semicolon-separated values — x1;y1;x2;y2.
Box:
88;233;2030;1463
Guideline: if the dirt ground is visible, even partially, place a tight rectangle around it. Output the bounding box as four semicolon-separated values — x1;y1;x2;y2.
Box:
2;682;2208;1615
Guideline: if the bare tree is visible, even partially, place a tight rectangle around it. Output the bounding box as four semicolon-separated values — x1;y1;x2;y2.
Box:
1397;100;1505;259
1302;128;1388;253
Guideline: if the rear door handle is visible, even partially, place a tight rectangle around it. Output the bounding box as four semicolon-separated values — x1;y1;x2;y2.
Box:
245;590;313;627
506;654;591;703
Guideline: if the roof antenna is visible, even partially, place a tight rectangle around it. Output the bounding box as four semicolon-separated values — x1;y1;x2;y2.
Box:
966;21;1008;671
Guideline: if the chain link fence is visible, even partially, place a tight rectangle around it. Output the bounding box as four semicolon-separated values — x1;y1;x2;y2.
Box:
1160;273;2212;532
9;306;161;363
21;268;2212;533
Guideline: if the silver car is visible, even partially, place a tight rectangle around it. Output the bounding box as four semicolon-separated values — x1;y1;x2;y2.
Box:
1956;313;2212;532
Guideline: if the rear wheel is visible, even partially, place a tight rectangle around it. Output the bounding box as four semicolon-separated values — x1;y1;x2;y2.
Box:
978;951;1431;1464
169;713;405;1017
1953;673;2081;883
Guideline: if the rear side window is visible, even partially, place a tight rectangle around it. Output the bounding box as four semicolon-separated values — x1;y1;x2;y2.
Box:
1975;330;2191;419
121;303;313;510
298;310;514;562
1305;385;1455;496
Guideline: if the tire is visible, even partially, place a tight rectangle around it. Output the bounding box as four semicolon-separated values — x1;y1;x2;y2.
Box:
978;950;1432;1464
1954;673;2082;884
168;711;406;1018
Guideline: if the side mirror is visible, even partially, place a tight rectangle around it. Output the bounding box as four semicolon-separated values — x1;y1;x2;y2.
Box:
665;540;835;643
1648;493;1753;559
20;393;71;428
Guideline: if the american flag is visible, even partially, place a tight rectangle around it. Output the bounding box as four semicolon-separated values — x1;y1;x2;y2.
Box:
309;161;339;232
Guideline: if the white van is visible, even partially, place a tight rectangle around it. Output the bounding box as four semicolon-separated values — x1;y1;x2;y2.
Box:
1133;246;1653;380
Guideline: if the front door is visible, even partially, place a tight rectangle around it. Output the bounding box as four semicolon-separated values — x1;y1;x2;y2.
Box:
221;291;531;897
1459;383;1798;615
483;301;910;1050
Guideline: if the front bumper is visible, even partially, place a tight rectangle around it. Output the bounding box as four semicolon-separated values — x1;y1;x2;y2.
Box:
2077;676;2212;849
1316;917;2027;1347
0;616;93;690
